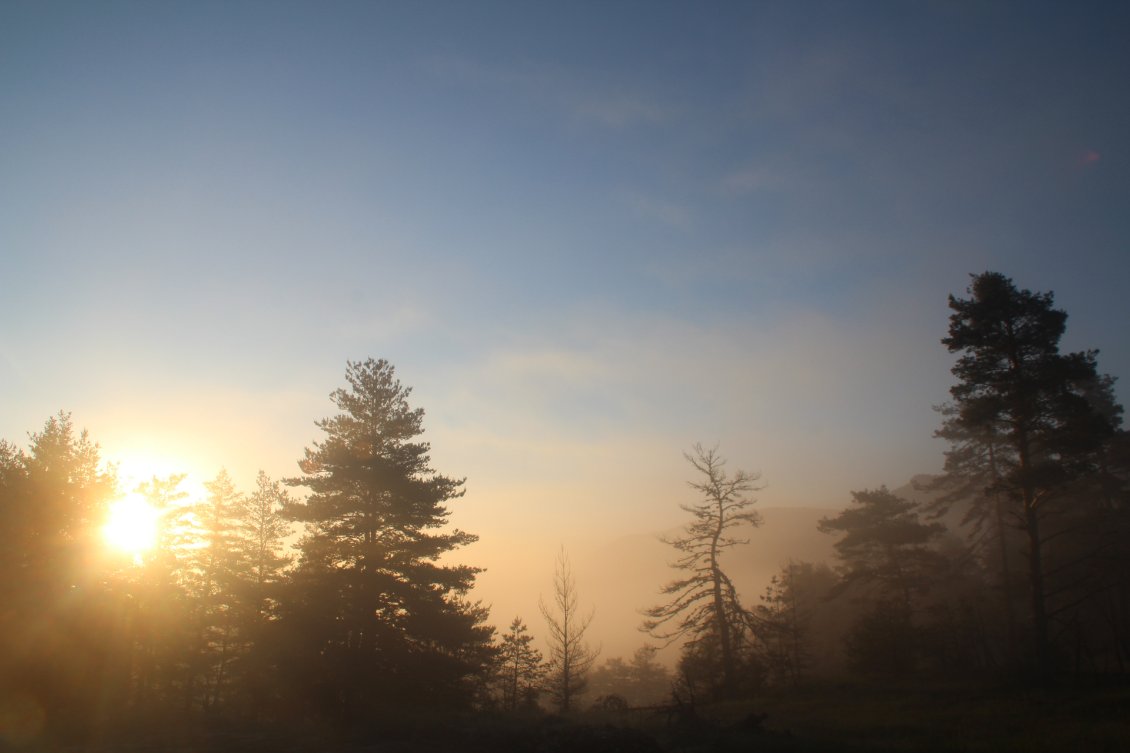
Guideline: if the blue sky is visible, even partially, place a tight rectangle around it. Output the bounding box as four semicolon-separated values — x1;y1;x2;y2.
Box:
2;2;1129;631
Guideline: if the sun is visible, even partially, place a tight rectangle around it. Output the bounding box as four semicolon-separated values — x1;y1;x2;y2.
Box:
103;493;161;559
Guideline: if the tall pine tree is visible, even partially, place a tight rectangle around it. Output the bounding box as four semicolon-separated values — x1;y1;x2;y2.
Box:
280;358;493;714
941;272;1122;671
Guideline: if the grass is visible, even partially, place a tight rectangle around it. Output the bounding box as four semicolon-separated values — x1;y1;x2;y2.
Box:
15;679;1130;752
727;679;1130;752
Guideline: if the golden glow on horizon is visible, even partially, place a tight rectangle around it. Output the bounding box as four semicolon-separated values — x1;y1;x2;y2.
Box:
103;493;161;560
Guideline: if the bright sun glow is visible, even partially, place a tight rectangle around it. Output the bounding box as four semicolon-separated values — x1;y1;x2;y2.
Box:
103;494;161;558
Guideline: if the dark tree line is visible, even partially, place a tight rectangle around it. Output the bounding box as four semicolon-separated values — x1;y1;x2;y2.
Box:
0;360;605;738
0;360;502;741
2;271;1128;743
639;272;1129;697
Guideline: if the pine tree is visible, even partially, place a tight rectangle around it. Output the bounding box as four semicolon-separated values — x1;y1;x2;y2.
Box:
642;444;763;700
818;488;944;676
3;412;117;597
185;470;249;710
281;358;493;713
0;413;119;726
756;562;810;686
496;617;545;711
818;488;944;617
941;271;1122;670
226;471;293;714
926;404;1024;654
240;471;292;615
131;474;190;706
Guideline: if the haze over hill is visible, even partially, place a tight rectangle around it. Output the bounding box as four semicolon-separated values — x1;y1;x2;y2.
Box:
468;504;843;662
465;473;961;663
3;3;1130;747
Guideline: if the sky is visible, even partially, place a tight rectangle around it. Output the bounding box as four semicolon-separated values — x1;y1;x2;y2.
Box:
2;1;1129;650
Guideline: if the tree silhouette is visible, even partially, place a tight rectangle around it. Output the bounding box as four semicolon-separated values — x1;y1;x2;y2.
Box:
642;444;763;699
0;413;119;729
819;488;944;676
756;561;817;686
540;547;598;712
925;402;1025;656
941;271;1122;671
183;469;249;710
2;413;117;597
230;472;293;714
130;473;190;707
819;488;944;615
587;646;671;707
241;470;292;607
280;358;493;714
495;617;545;711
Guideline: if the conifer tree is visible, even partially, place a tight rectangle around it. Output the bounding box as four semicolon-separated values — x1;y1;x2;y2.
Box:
941;272;1122;670
131;473;190;706
756;562;810;686
496;617;545;711
0;413;119;724
642;444;763;699
228;471;292;713
819;489;944;676
240;470;292;614
185;470;249;710
281;358;493;712
818;488;944;616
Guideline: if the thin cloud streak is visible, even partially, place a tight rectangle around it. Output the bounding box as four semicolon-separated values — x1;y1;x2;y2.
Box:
621;191;693;230
425;54;675;129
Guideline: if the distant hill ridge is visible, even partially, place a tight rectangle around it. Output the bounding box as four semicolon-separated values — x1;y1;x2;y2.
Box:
476;478;950;662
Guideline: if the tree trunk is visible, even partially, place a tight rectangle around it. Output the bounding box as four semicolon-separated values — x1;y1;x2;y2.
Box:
1025;500;1050;672
988;445;1020;660
711;498;736;698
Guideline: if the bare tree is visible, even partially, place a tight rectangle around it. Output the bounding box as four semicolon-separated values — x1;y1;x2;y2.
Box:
642;444;764;699
539;547;598;712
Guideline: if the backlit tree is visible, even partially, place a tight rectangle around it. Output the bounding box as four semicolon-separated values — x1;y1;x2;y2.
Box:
540;547;598;712
642;444;763;699
280;358;493;713
941;272;1122;670
495;617;545;711
0;413;120;726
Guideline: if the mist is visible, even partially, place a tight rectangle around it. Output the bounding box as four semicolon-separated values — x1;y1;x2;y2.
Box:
4;2;1130;751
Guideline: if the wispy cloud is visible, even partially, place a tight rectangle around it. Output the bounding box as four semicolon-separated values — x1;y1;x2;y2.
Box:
571;95;668;129
719;164;794;195
423;295;949;513
425;55;674;130
486;348;609;386
621;191;692;229
334;300;434;342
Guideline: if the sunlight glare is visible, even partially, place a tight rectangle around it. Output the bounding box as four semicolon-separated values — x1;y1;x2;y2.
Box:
103;493;160;559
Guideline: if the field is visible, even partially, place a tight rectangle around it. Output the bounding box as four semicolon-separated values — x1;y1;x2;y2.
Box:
43;679;1128;753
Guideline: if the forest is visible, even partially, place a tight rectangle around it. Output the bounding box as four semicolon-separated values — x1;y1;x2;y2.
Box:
2;271;1128;752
